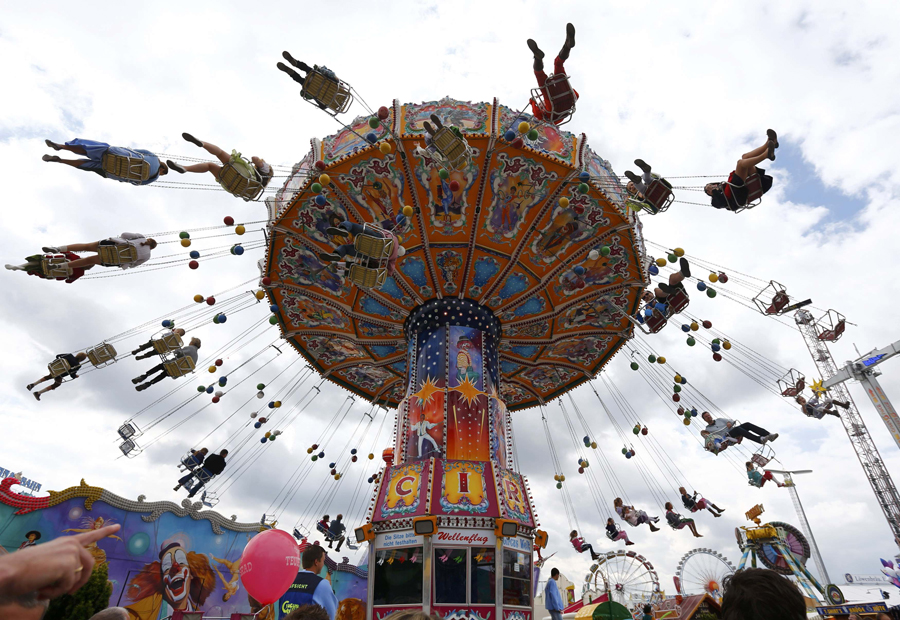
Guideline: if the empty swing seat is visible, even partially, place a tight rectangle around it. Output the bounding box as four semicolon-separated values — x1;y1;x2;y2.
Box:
217;160;266;202
301;70;353;114
40;256;70;279
86;343;117;367
349;264;387;289
780;377;805;397
119;439;137;457
100;152;150;184
48;358;72;378
152;332;184;355
98;243;138;266
766;292;790;315
164;356;196;378
118;422;139;440
430;126;471;170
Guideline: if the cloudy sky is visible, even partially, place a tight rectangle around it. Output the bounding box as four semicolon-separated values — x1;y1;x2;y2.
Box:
3;0;900;599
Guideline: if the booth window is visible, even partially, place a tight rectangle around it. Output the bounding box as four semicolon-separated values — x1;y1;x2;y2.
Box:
434;548;467;604
470;547;496;605
502;548;532;607
373;547;424;605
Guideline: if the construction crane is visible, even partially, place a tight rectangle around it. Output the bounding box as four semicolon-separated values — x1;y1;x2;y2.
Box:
794;309;900;551
823;338;900;448
767;469;830;587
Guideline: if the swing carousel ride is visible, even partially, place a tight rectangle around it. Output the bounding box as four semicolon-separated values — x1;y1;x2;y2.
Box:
5;42;900;620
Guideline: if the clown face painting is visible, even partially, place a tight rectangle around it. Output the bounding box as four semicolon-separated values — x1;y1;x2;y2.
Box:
126;541;215;620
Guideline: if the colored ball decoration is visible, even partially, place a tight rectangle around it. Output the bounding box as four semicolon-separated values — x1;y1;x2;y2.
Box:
674;374;682;383
713;353;722;361
648;263;659;276
255;290;265;300
621;447;628;455
687;337;696;346
673;248;685;257
633;424;641;435
269;316;278;325
657;356;666;364
578;467;585;474
527;129;539;141
368;117;380;129
262;277;271;286
212;396;220;403
314;160;326;170
257;383;266;390
438;169;449;180
681;324;690;333
630;362;639;371
588;249;599;260
274;401;282;408
683;418;692;426
181;238;191;248
268;402;275;409
197;385;206;392
162;319;173;328
379;142;392;154
208;366;216;373
189;260;199;270
573;265;585;276
311;183;322;194
711;343;721;352
656;258;667;267
672;393;681;402
599;246;610;256
231;245;244;255
579;171;590;182
224;216;235;226
377;106;389;120
315;195;327;206
504;129;516;141
709;273;719;283
723;340;732;350
449;180;460;192
270;305;279;313
556;482;562;489
673;384;682;393
511;137;524;149
559;197;569;208
641;427;648;436
365;132;377;144
194;294;204;303
403;205;414;217
648;354;656;363
702;320;712;329
190;250;200;259
707;288;717;298
257;391;265;399
591;441;597;449
718;272;729;283
697;281;707;291
368;453;374;460
215;359;223;367
319;174;331;186
578;182;589;194
179;231;190;239
254;421;262;429
235;225;246;235
518;121;530;133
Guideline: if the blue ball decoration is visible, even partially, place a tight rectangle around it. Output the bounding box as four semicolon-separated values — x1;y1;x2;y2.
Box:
681;324;690;332
697;281;707;291
162;319;172;328
625;452;633;459
268;401;275;409
691;409;698;417
395;214;406;225
189;250;200;259
711;343;721;352
367;477;374;483
217;313;227;323
254;421;262;429
315;195;327;206
261;437;267;443
219;376;227;384
573;265;585;276
270;305;279;313
351;448;357;454
329;462;336;468
206;386;214;394
579;171;590;182
318;451;325;458
366;132;377;144
648;264;659;276
233;245;244;256
504;130;516;142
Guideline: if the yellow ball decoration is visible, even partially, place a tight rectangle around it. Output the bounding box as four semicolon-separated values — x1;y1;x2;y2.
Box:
559;197;569;208
673;248;685;257
690;322;699;331
379;142;392;154
591;441;598;449
255;290;265;300
307;447;314;454
274;401;282;408
208;366;217;373
368;453;375;460
518;121;530;134
674;374;682;383
265;431;271;438
656;258;667;267
657;356;666;364
723;340;732;350
194;294;204;303
318;174;331;185
181;239;191;248
402;205;414;217
683;418;692;426
235;225;246;235
709;273;719;283
334;473;341;480
560;474;566;482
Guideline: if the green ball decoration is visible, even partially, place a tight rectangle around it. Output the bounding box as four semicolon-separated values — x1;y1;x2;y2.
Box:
439;169;450;180
257;383;265;390
269;316;278;325
179;231;190;239
527;129;539;141
600;246;611;256
648;354;657;363
556;482;562;489
667;253;677;263
197;385;206;392
687;337;696;346
673;384;682;393
311;455;318;461
212;315;220;324
712;338;721;345
630;362;639;371
311;182;322;194
578;182;590;194
368;117;380;129
707;288;717;298
684;410;692;418
621;447;628;455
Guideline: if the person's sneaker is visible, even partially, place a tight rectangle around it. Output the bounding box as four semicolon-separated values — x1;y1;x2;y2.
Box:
166;160;186;174
45;139;61;151
634;159;652;174
767;140;776;161
34;392;41;401
182;133;203;147
527;38;545;60
326;227;350;238
658;282;676;296
767;128;779;148
318;252;341;263
132;376;145;384
834;400;851;409
565;22;575;48
26;384;34;391
624;170;642;185
625;540;635;546
430;113;443;129
173;485;181;491
282;50;300;66
649;523;660;532
42;246;60;253
766;433;779;442
136;384;149;392
713;513;722;518
679;257;691;278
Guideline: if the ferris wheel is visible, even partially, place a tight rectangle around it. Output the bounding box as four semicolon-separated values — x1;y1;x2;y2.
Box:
674;548;735;600
585;550;661;606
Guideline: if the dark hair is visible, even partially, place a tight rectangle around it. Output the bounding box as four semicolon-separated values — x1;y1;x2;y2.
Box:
283;604;331;620
665;502;673;510
381;610;443;620
643;605;652;613
746;462;753;468
220;449;228;456
551;567;560;577
302;544;326;569
722;568;805;620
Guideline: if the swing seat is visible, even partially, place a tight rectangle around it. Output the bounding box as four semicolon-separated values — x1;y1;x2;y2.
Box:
727;171;764;213
781;378;805;397
346;539;360;550
348;264;387;289
118;422;140;440
816;310;846;342
218;160;266;202
101;152;150;184
642;178;674;213
354;228;394;259
200;492;219;508
86;343;117;367
152;332;184;355
530;73;577;125
98;243;138;266
119;439;138;457
667;288;690;315
40;256;70;279
766;292;790;315
164;356;196;378
48;358;72;378
777;368;805;397
750;454;771;468
644;308;668;334
301;69;353;115
429;126;471;170
180;452;204;471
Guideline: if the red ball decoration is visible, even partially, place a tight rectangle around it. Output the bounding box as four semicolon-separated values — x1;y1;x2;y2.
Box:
702;320;712;329
713;353;723;362
576;280;586;289
449;180;460;192
511;137;524;149
224;216;235;226
314;160;326;170
212;396;220;403
206;297;216;305
578;467;585;474
641;427;649;436
672;393;681;402
677;407;685;415
351;455;358;462
377;106;389;120
262;277;272;286
215;359;223;366
189;260;199;270
330;468;337;475
718;272;729;283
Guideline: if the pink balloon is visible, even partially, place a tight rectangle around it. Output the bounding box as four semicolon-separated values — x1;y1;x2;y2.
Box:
239;529;301;605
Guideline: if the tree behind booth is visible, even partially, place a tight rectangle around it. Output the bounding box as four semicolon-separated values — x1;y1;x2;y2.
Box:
45;562;113;620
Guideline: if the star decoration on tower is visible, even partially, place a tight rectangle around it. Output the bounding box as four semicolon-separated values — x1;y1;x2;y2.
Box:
413;375;442;405
810;378;828;397
451;376;487;405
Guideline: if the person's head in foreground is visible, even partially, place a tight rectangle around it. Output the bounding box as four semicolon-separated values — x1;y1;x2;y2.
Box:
283;604;331;620
722;568;805;620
